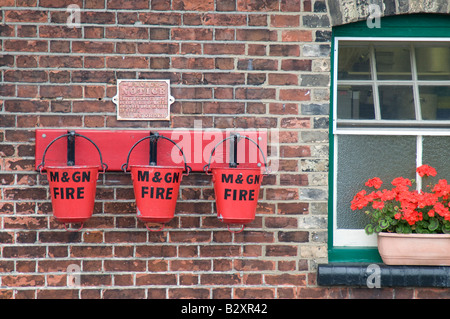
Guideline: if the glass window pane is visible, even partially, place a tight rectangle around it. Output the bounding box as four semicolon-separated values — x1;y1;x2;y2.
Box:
338;45;371;80
422;136;450;185
375;45;412;80
337;85;375;119
379;86;415;120
416;44;450;80
419;86;450;120
336;135;417;229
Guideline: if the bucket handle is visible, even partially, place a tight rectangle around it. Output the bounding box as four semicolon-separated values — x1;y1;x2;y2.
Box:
37;131;108;173
121;133;192;176
63;223;84;232
227;224;245;233
203;134;270;175
145;223;165;232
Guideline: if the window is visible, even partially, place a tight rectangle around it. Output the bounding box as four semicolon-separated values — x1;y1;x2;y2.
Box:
329;15;450;262
336;40;450;128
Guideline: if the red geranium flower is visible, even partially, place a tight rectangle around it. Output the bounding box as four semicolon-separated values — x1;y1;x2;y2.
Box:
416;164;437;177
351;164;450;235
391;177;412;187
372;200;384;210
365;177;383;189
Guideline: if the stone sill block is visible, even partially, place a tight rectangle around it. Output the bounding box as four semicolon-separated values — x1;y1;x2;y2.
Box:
318;263;450;288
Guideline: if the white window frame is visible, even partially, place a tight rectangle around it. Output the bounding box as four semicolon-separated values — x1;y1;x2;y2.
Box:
333;37;450;247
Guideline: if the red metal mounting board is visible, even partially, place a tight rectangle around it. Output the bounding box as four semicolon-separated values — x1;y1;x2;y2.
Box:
35;129;268;172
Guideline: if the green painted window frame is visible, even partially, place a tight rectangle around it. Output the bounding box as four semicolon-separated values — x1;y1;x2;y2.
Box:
328;14;450;262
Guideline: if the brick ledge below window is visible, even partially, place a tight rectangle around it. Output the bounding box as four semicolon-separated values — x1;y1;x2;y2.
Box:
318;263;450;288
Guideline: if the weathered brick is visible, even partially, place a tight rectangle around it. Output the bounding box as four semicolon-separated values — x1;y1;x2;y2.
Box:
281;59;312;71
5;10;48;23
265;273;306;286
17;25;37;38
4;188;47;200
50;40;70;53
71;246;113;258
172;0;214;11
139;12;182;25
248;14;269;27
86;0;105;9
206;73;246;85
2;275;45;287
102;289;146;299
172;28;213;40
237;0;279;12
278;231;309;242
0;55;14;67
4;40;48;52
106;56;149;69
235;88;276;100
204;43;245;55
170;259;211;271
40;56;83;68
269;44;300;56
39;26;81;38
234;288;275;299
303;15;330;28
72;41;114;54
107;0;149;9
281;117;311;128
280;173;308;186
278;202;309;215
202;13;247;26
138;42;179;54
169;288;210;299
105;27;149;39
201;273;240;285
136;273;177;285
40;85;83;98
200;245;241;257
3;217;47;230
216;0;235;11
280;89;311;101
3;246;46;258
237;58;278;70
271;14;300;27
0;25;15;37
72;71;115;83
39;0;82;7
5;100;49;113
84;27;105;39
4;70;47;83
236;29;277;41
82;11;116;24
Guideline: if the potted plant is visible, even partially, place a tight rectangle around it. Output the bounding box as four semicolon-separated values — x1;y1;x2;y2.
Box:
351;164;450;265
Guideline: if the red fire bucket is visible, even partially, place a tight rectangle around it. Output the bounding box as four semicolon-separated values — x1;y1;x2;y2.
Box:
131;165;184;227
46;165;100;225
38;131;107;231
211;168;264;229
122;133;191;231
204;134;269;233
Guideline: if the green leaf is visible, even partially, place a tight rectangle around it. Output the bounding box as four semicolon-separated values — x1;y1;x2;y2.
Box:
442;224;450;234
396;223;412;234
379;219;389;230
364;224;374;235
428;218;439;231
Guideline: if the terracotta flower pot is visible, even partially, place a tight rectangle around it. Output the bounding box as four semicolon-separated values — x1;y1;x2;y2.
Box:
377;232;450;266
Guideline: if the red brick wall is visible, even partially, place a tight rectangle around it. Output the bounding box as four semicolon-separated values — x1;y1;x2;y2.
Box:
1;0;445;299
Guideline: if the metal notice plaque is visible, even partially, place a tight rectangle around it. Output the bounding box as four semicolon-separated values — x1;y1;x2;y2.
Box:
113;80;174;121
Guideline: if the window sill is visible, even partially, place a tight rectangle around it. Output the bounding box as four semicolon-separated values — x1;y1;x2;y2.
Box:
318;263;450;288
